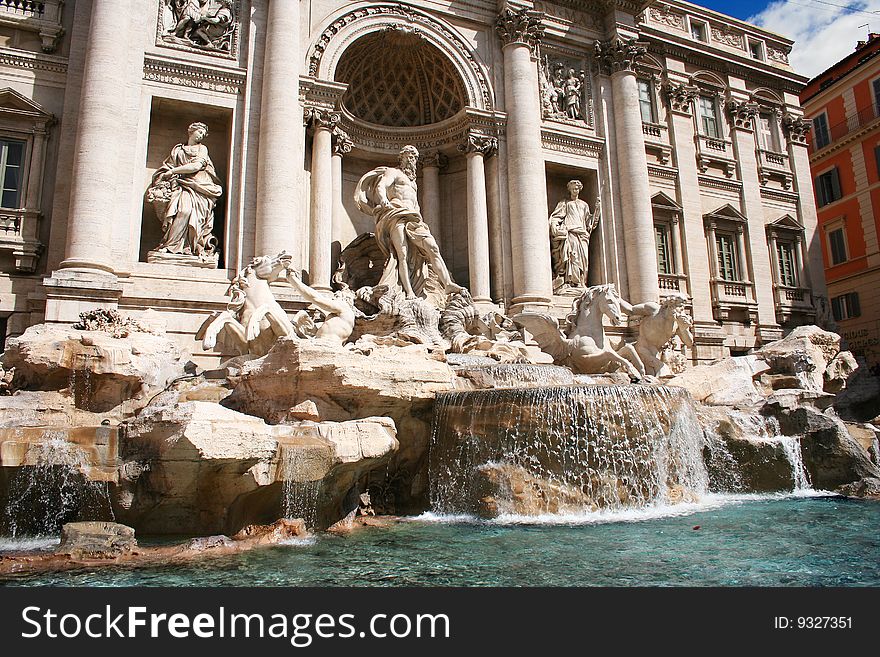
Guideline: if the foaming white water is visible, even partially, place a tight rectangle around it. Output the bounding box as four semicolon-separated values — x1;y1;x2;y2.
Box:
413;490;837;527
0;536;60;552
277;535;318;547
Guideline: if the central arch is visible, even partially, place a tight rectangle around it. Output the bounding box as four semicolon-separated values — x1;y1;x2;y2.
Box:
308;3;494;112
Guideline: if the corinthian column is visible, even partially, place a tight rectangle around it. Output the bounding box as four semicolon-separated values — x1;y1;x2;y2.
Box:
331;126;352;265
459;134;497;303
496;7;552;311
254;0;303;261
307;109;339;292
596;37;659;304
60;0;135;274
419;152;447;250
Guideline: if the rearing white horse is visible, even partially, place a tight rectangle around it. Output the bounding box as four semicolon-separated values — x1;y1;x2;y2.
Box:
514;284;642;380
196;252;296;357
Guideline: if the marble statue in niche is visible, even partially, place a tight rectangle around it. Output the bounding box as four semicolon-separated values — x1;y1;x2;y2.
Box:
549;180;601;293
354;145;464;302
146;122;222;267
160;0;236;54
540;57;587;122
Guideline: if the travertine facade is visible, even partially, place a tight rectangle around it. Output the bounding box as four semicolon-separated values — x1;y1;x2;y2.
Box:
0;0;825;365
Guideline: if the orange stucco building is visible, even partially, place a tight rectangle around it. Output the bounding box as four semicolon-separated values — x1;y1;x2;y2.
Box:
802;34;880;364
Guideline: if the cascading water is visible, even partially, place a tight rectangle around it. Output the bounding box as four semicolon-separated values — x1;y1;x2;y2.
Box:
461;364;575;388
1;434;114;537
429;385;709;517
278;444;321;528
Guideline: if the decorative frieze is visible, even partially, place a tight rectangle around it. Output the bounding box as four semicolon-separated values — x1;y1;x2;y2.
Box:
664;82;698;115
458;132;498;157
594;38;648;76
495;7;545;52
711;26;744;50
648;5;686;30
767;45;791;64
727;99;759;130
156;0;239;59
782;114;810;145
539;55;590;125
142;57;245;94
540;129;604;158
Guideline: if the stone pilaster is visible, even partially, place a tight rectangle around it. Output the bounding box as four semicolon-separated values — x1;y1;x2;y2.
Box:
254;0;304;262
459;134;497;303
665;79;714;329
596;37;659;304
728;98;778;333
784;113;827;298
307;109;339;291
331;126;352;272
496;7;552;311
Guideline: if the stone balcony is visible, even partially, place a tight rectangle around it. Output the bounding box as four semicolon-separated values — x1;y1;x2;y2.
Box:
658;272;688;295
773;284;815;325
710;278;758;323
642;121;672;165
757;148;793;189
695;134;736;177
0;207;42;271
0;0;64;52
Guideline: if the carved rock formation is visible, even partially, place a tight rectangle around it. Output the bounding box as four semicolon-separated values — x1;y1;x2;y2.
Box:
1;321;191;416
224;338;456;510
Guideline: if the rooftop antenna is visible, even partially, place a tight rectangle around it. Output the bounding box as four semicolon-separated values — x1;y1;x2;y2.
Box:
857;24;870;49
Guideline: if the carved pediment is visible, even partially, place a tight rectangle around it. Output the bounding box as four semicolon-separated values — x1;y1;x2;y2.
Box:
0;87;53;121
651;191;682;211
704;204;747;225
767;214;804;232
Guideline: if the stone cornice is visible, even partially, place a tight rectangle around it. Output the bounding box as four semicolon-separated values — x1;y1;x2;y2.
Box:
642;34;807;94
540;127;604;157
299;76;348;111
142;56;245;95
0;47;67;76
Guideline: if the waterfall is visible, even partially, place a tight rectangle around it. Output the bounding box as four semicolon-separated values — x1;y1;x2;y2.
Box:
2;434;114;537
430;385;709;517
468;364;574;388
69;353;94;411
278;445;320;528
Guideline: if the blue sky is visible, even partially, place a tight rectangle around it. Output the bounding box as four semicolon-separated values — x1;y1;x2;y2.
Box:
687;1;880;77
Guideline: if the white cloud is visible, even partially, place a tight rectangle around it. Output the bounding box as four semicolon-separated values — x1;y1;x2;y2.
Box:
749;0;880;78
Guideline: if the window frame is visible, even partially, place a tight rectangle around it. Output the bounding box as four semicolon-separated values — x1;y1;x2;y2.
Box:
0;138;26;210
813;111;831;149
831;292;861;321
698;94;722;138
827;226;848;266
637;78;656;124
688;17;709;43
715;231;740;281
815;166;842;207
747;38;766;61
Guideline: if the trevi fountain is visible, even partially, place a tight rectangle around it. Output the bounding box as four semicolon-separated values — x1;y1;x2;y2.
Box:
0;143;878;586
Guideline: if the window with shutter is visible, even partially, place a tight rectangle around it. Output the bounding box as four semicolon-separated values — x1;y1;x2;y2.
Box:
828;227;847;265
716;233;738;281
813;114;830;149
0;139;25;209
776;242;797;287
655;224;672;274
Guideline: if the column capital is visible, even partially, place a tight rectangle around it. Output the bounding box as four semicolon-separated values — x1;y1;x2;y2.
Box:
458;133;498;157
331;126;353;155
304;107;340;131
782;113;810;146
419;151;449;170
594;37;648;76
727;99;759;131
495;7;544;53
664;82;699;115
